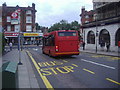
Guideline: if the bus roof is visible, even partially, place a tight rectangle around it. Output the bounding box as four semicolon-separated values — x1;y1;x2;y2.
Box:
43;30;78;36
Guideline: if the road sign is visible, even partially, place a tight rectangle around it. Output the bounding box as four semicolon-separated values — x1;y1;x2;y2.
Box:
11;12;18;19
15;9;21;13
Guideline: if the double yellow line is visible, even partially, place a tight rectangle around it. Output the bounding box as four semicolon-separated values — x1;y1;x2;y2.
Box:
26;51;54;89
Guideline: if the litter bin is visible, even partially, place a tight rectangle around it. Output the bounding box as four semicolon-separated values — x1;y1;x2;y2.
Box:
0;61;18;88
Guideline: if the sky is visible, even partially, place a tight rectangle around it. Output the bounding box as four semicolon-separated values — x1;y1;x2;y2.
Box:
0;0;93;27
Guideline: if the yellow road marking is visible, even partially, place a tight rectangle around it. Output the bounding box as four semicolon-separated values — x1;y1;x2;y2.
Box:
26;51;54;89
62;60;68;62
92;55;111;58
110;57;120;60
71;64;78;67
83;68;95;74
92;55;120;60
106;78;120;85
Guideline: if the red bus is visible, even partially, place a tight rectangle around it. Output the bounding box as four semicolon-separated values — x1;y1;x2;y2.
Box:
42;30;80;56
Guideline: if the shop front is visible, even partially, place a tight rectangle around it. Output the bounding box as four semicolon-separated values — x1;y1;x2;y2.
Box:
4;32;20;45
23;32;43;45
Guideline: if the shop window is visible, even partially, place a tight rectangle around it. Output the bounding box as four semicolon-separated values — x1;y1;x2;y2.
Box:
115;29;120;46
87;31;95;44
99;29;110;45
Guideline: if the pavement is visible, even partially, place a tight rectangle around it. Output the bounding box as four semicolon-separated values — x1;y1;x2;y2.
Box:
2;49;39;88
1;46;120;89
79;47;120;57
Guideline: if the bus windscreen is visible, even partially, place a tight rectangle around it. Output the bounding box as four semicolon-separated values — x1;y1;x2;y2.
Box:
58;32;77;36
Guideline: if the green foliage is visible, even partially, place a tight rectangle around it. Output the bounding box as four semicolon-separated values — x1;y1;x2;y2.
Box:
0;32;5;55
48;20;80;32
35;23;48;32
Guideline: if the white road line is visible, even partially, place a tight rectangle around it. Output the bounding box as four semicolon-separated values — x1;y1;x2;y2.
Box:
81;59;116;69
33;48;38;51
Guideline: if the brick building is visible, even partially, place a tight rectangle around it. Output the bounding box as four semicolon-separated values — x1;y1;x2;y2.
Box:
79;6;94;41
2;3;41;45
80;6;94;25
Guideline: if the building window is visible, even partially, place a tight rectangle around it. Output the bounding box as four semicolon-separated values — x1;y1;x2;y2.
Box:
87;31;95;44
26;25;32;32
14;25;20;32
26;16;32;23
0;17;2;22
115;29;120;46
26;10;32;15
85;20;89;23
7;26;11;31
85;15;89;19
7;16;11;22
99;29;110;45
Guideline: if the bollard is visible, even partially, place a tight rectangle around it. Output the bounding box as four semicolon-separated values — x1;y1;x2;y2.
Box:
0;61;18;89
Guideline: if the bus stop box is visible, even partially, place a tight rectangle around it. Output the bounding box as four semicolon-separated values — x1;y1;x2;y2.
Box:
0;61;18;88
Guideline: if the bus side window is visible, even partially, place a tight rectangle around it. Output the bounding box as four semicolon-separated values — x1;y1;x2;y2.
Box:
51;35;55;46
49;35;55;46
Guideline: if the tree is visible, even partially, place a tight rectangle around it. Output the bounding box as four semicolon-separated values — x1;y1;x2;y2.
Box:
71;21;80;30
48;20;80;32
35;23;41;30
0;32;5;55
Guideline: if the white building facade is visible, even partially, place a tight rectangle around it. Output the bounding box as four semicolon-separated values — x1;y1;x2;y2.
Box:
83;23;120;52
81;2;120;52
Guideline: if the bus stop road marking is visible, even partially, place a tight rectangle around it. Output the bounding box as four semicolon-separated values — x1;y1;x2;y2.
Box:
26;51;54;89
71;64;78;67
83;68;95;74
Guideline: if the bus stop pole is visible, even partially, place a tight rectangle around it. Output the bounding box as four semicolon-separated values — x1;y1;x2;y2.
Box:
18;10;22;65
18;33;22;65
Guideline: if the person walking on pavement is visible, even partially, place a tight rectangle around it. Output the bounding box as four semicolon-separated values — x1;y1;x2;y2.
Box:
100;40;105;51
106;41;110;52
118;41;120;53
9;42;13;51
82;41;85;50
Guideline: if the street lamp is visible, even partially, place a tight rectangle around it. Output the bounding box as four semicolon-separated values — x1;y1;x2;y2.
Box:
95;13;98;53
17;9;22;65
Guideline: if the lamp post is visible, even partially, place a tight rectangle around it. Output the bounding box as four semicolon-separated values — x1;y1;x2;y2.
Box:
95;13;98;53
17;9;22;65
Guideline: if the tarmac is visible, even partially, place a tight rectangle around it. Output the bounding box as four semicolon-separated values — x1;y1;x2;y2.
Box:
2;45;120;88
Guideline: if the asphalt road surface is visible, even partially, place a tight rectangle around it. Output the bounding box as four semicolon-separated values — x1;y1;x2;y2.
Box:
25;46;120;89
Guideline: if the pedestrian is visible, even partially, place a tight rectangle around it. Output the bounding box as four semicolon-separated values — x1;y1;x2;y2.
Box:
9;42;13;51
100;41;105;51
37;40;39;46
118;41;120;53
106;41;110;52
82;41;85;50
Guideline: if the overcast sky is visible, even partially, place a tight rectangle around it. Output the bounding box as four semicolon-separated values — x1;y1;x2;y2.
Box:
0;0;93;27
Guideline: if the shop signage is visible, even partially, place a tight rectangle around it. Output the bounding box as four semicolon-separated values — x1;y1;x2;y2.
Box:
23;33;39;36
4;32;19;37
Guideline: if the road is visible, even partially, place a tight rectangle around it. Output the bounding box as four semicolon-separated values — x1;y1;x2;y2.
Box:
25;46;120;89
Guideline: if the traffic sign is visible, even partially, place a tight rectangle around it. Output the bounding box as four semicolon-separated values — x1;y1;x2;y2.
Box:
11;12;18;19
15;9;21;13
